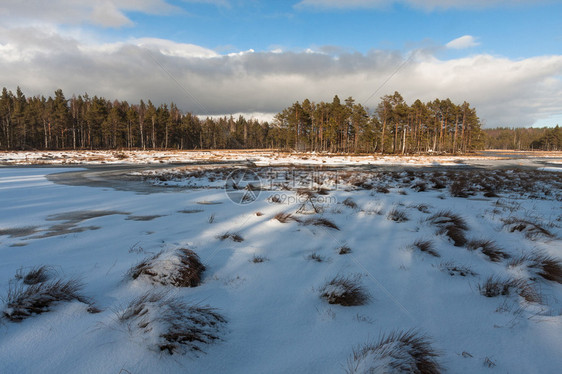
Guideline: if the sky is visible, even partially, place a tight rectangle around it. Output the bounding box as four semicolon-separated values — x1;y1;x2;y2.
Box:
0;0;561;127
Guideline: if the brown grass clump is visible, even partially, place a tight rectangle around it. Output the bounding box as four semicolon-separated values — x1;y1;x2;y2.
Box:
412;204;431;213
466;240;510;262
217;232;245;242
449;178;472;197
376;185;390;194
342;197;358;209
117;292;226;354
387;209;409;223
338;245;352;255
2;278;93;322
307;252;328;263
296;188;317;199
511;251;562;284
411;181;428;192
430;178;447;190
303;217;340;230
317;188;331;195
412;240;440;257
320;275;369;306
274;212;301;223
428;211;468;247
428;210;468;231
251;255;268;263
478;276;515;298
14;265;55;285
346;330;442;374
128;248;205;287
478;276;541;303
437;226;467;247
531;254;562;284
502;218;555;240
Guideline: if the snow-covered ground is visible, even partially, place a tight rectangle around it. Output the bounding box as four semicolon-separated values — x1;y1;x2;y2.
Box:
1;161;561;373
2;149;562;168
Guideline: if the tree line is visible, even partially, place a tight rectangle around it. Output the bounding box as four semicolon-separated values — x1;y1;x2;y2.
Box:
275;92;483;153
0;87;485;153
483;126;561;151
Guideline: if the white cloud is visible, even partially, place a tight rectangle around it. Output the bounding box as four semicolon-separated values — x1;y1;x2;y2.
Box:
91;2;134;27
0;0;177;28
135;38;219;58
296;0;549;10
0;27;561;127
446;35;480;50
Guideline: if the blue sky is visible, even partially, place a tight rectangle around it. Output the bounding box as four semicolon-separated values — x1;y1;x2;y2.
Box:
1;0;561;127
113;1;562;59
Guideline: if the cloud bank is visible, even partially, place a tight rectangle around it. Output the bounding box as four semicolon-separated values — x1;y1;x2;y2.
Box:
0;27;561;127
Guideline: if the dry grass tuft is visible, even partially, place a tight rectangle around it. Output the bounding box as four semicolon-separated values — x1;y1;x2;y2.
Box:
512;251;562;284
346;330;442;374
2;278;93;322
449;179;471;197
320;275;369;306
411;240;440;257
466;240;510;262
338;245;352;255
531;254;562;284
502;218;555;240
307;252;327;263
342;197;359;209
479;276;512;298
14;265;55;285
274;212;301;223
437;226;467;247
128;248;205;287
317;188;331;195
218;232;245;242
483;357;496;368
438;262;476;277
296;188;317;199
411;181;428;192
516;280;543;304
428;211;468;247
303;217;340;230
117;292;226;354
430;178;447;190
251;254;268;263
387;209;409;223
428;210;468;231
376;185;390;194
412;204;431;213
478;276;541;303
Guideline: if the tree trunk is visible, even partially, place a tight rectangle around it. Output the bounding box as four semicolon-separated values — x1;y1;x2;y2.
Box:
453;114;459;153
151;116;156;149
381;117;386;154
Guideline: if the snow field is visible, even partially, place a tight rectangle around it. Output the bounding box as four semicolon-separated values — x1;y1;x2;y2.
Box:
0;166;561;373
